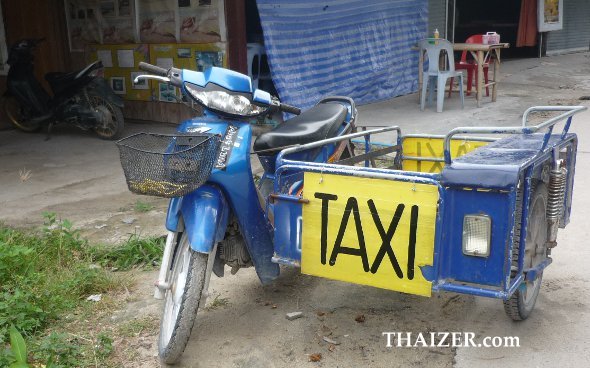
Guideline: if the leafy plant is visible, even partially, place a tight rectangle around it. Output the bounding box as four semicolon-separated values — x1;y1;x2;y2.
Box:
89;234;164;270
95;333;113;360
206;295;230;311
118;316;159;337
0;214;123;342
134;200;154;213
35;332;81;368
8;325;29;368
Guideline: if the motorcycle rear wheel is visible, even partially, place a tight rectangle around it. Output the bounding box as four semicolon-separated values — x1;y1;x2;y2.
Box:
2;96;42;132
159;230;210;364
86;93;124;140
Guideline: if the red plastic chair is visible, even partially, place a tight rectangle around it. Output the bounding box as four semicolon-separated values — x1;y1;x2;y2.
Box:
449;35;490;97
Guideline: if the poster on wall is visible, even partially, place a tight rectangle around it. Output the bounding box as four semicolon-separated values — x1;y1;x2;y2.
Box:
195;51;223;71
538;0;563;32
138;0;177;42
159;82;178;102
149;43;225;102
65;0;101;51
178;0;224;43
137;0;226;43
150;43;225;73
66;0;227;51
89;44;152;101
66;0;136;50
100;0;136;43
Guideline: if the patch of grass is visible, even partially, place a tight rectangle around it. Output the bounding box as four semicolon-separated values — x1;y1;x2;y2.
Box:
89;235;164;271
0;213;159;366
205;295;230;311
118;316;160;338
134;200;154;213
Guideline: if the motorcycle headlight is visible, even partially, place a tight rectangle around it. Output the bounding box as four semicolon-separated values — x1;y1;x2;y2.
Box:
185;83;267;117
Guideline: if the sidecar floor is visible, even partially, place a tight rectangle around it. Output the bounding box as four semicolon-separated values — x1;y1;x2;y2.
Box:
253;102;347;153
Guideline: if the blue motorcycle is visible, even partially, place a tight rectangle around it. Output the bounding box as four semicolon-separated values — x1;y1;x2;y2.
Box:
118;63;587;365
117;61;356;364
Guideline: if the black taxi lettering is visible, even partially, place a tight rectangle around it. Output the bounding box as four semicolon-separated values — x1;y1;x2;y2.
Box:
314;192;419;279
417;142;443;173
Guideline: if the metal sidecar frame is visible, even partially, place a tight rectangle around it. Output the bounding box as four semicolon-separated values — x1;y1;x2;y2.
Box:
267;105;586;307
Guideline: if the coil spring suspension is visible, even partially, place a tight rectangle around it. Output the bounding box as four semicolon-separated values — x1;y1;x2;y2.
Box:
547;164;567;248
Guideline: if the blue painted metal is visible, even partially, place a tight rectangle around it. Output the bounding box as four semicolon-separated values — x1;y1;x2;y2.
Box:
504;274;526;299
561;116;573;139
525;258;553;281
166;117;280;284
214;122;278;283
182;67;253;92
167;65;583;303
364;133;371;167
443;105;585;164
172;184;229;253
253;89;272;105
160;66;279;284
165;196;182;232
540;125;554;152
441;134;575;189
434;274;525;300
438;188;515;287
269;120;582;300
435;282;505;299
513;166;534;291
272;193;303;263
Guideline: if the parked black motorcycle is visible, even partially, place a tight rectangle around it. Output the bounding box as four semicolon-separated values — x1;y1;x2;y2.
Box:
3;38;125;139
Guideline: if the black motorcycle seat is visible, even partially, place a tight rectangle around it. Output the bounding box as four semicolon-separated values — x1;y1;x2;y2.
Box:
45;61;101;93
45;71;78;85
253;102;347;153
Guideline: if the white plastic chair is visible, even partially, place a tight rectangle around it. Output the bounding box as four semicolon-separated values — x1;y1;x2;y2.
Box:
419;38;464;113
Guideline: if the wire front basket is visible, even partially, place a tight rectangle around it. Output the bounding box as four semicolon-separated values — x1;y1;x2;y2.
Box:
116;133;221;198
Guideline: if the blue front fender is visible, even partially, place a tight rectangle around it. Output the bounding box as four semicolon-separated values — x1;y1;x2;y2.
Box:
165;184;229;253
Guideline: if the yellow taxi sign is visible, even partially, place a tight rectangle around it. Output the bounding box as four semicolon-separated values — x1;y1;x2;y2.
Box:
402;137;489;173
301;172;439;297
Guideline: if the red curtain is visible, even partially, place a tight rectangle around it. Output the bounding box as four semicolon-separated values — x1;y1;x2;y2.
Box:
517;0;538;47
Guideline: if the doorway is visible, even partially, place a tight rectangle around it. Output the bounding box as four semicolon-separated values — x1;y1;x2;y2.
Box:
452;0;538;58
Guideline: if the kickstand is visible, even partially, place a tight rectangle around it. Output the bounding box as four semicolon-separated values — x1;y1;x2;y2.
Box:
44;122;53;141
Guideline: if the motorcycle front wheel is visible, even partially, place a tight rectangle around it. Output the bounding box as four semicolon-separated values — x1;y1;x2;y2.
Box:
159;230;211;365
86;93;124;140
2;96;42;132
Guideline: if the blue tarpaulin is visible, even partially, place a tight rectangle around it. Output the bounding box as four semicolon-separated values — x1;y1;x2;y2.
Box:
256;0;428;110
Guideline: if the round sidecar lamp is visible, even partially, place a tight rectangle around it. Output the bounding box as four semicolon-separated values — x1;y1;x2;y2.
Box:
462;214;491;257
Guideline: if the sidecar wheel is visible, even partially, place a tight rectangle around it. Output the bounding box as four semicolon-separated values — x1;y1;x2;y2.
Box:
159;231;210;364
503;183;548;321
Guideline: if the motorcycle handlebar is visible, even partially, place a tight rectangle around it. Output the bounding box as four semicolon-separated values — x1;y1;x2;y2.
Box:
138;62;300;115
279;102;301;115
138;62;168;77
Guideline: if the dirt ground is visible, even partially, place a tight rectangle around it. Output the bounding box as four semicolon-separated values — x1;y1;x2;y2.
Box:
1;52;590;368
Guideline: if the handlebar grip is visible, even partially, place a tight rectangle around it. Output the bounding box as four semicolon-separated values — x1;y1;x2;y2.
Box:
138;62;168;77
280;103;301;115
